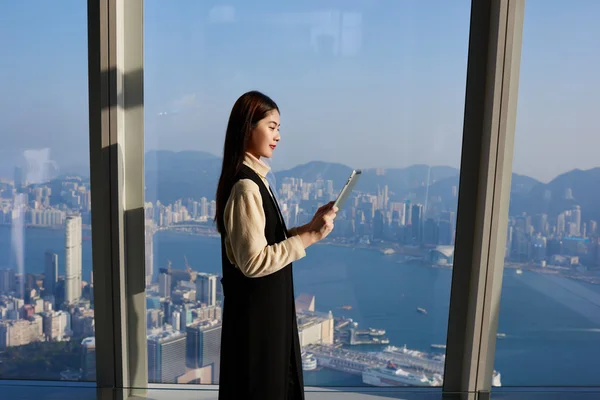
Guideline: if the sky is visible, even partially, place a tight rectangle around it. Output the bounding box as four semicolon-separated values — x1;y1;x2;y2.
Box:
0;0;599;183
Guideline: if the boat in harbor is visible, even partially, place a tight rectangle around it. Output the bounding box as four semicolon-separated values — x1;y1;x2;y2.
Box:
496;333;506;339
516;268;523;275
369;328;385;336
301;352;317;371
430;344;446;350
417;307;428;315
371;337;390;344
362;361;441;387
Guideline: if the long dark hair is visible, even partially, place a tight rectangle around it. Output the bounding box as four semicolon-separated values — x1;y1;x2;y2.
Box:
215;90;279;234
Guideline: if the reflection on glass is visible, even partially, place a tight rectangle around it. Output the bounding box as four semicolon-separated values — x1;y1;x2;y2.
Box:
494;1;600;387
0;3;94;381
144;0;473;386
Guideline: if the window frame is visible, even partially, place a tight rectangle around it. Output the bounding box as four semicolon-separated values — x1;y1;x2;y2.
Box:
86;0;526;398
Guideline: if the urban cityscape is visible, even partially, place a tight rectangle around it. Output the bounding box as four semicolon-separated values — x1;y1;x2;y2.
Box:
1;154;599;385
1;0;599;391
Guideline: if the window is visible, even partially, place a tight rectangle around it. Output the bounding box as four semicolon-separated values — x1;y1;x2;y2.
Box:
494;0;600;386
144;0;474;386
0;3;95;381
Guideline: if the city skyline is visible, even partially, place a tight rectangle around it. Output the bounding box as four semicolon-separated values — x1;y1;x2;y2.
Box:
4;149;600;186
1;151;599;384
1;0;600;390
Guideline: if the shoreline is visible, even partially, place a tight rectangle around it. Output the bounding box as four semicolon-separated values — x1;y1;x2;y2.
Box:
157;227;600;287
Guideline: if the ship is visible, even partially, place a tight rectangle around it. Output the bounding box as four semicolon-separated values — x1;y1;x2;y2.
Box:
363;362;503;388
371;337;390;344
417;307;428;315
493;371;502;387
516;268;523;275
340;305;352;310
496;333;506;339
430;344;447;350
301;352;318;371
362;361;441;387
355;328;386;336
369;328;386;336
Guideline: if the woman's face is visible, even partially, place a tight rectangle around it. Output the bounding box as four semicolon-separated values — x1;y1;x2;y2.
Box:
247;109;280;159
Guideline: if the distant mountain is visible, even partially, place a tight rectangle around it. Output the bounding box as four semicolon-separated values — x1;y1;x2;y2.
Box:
274;161;354;188
414;172;544;215
360;165;459;198
511;173;541;195
510;168;600;222
275;162;460;200
141;151;600;222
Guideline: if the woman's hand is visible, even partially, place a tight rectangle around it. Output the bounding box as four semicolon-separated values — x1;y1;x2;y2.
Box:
297;201;338;248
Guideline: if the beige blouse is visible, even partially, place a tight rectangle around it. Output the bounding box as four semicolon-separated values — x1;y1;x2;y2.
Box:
223;153;306;278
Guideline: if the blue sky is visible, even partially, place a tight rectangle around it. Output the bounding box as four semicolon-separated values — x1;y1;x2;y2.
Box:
0;0;599;182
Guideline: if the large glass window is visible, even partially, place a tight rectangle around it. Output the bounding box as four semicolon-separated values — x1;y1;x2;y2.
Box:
144;0;474;386
0;3;95;381
494;0;600;387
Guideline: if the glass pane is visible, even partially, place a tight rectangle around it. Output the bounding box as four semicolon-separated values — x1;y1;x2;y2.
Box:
0;3;95;381
144;0;473;387
494;0;600;387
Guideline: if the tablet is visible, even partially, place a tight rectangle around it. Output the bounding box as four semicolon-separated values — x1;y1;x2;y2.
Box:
334;169;362;209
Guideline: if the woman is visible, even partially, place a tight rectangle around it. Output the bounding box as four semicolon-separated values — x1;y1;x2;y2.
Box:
215;91;337;400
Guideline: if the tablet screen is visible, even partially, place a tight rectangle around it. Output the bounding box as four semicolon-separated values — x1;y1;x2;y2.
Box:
334;170;362;209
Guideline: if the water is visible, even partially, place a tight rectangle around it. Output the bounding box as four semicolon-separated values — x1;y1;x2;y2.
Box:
2;226;600;387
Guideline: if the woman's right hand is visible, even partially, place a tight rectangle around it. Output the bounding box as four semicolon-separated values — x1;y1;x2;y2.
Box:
298;201;338;248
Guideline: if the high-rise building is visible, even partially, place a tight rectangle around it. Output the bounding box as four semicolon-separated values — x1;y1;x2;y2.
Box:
42;310;70;341
0;316;43;348
200;197;209;218
0;268;15;294
423;218;438;245
373;210;385;239
44;251;58;296
81;337;96;380
186;321;222;383
411;203;424;242
159;268;172;298
148;329;187;383
145;225;154;286
438;220;453;246
557;212;566;235
216;274;224;305
14;166;25;189
209;200;217;219
589;220;598;236
404;200;412;225
196;273;218;307
326;180;334;196
533;214;548;235
65;215;82;304
572;206;582;236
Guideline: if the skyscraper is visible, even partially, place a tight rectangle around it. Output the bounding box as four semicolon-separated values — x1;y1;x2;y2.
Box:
186;321;222;383
44;251;58;296
65;215;82;304
0;268;15;294
148;329;187;383
572;206;582;236
81;337;96;381
14;166;25;189
145;225;154;286
411;203;424;242
159;268;172;298
195;273;218;307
